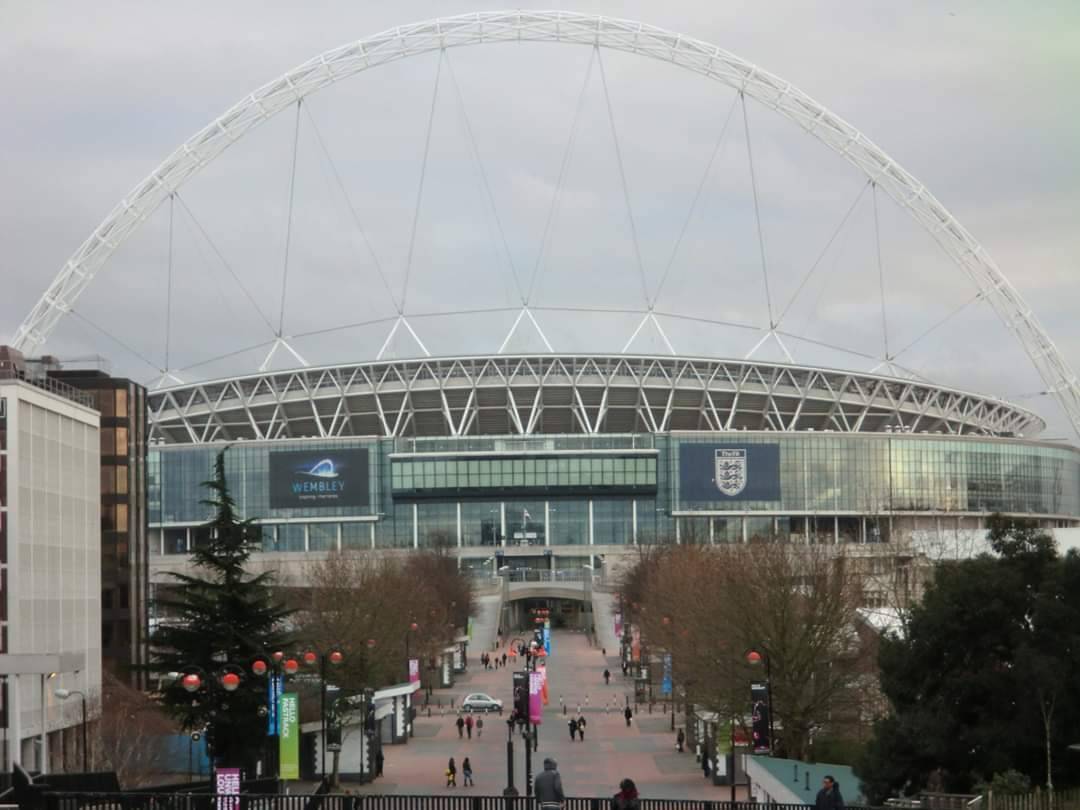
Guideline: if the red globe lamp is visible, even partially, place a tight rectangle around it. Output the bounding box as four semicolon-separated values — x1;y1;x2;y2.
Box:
283;658;300;675
221;672;241;692
329;650;344;666
181;673;202;693
251;659;268;676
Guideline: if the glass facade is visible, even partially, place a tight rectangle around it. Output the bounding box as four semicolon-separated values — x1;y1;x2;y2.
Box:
149;432;1080;553
391;454;656;498
668;433;1080;517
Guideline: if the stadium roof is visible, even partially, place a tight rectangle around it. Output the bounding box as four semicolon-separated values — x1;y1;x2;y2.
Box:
148;354;1042;445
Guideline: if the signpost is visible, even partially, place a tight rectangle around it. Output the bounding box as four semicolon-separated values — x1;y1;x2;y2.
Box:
279;692;300;780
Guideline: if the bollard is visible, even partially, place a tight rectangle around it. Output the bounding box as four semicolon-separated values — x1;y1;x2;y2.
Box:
563;704;567;715
451;698;455;708
428;707;432;717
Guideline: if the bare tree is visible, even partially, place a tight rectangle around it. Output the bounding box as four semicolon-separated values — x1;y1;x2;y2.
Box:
90;670;177;786
620;543;867;759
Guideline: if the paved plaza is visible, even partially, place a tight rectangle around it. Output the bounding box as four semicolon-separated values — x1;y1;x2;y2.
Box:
362;630;746;799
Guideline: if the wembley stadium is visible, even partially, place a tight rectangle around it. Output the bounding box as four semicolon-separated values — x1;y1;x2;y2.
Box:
12;12;1080;586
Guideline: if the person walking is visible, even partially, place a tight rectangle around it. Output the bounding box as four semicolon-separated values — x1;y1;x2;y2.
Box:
612;778;641;810
375;749;384;777
603;668;611;685
502;652;508;667
446;757;457;787
568;716;578;741
576;714;587;742
534;758;565;810
815;776;846;810
676;728;685;753
476;716;484;737
456;715;465;738
462;757;475;787
465;714;474;739
701;746;711;779
624;705;633;727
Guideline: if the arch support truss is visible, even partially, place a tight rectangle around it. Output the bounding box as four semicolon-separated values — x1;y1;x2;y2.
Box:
15;10;1079;435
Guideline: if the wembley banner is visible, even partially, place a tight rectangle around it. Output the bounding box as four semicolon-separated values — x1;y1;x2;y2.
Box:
678;443;781;502
269;448;369;509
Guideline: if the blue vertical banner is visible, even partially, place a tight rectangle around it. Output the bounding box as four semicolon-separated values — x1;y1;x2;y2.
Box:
543;619;551;654
661;653;672;697
267;673;283;735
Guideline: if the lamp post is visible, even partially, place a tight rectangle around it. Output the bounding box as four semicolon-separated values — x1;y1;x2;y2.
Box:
745;647;775;754
54;688;88;773
170;663;249;781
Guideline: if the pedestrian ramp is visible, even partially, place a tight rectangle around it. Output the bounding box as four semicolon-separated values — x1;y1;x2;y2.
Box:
590;588;621;653
469;589;503;652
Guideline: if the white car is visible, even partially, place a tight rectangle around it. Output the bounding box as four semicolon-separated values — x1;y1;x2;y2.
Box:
462;692;503;713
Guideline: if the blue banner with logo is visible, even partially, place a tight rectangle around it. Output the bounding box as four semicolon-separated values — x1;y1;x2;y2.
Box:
678;443;781;502
267;673;283;735
269;448;370;509
543;621;551;654
661;653;672;697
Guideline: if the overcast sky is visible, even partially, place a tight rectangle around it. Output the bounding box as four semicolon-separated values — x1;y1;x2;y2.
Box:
2;1;1078;436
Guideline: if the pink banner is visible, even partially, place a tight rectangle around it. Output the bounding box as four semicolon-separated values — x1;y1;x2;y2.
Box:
409;658;420;684
216;767;240;810
614;612;623;642
529;671;544;725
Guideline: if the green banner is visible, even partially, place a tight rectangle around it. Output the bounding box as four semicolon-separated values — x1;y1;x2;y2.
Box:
279;692;299;780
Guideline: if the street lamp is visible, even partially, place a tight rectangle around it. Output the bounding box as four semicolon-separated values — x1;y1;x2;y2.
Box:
54;688;88;773
302;646;346;780
745;647;775;753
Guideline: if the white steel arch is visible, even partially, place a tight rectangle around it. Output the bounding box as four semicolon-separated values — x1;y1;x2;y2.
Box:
14;11;1080;435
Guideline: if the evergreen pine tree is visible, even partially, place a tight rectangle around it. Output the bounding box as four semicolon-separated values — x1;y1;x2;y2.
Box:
148;449;291;773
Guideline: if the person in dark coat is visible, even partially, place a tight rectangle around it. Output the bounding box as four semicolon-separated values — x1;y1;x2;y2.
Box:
456;715;465;738
815;776;845;810
502;652;508;667
676;728;685;753
624;705;633;727
462;757;474;787
702;746;711;778
604;669;611;685
375;749;384;777
533;758;565;809
465;714;474;739
576;714;587;742
568;716;578;741
612;778;641;810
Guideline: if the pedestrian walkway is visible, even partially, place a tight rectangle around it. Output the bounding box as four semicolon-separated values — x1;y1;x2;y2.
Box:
361;630;745;799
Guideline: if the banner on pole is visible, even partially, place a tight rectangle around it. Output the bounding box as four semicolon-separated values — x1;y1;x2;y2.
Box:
279;692;300;780
661;653;673;697
542;621;551;654
267;673;282;735
529;671;544;725
750;682;772;754
409;658;420;684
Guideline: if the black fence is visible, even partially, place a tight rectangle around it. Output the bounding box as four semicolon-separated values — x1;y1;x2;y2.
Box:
38;794;886;810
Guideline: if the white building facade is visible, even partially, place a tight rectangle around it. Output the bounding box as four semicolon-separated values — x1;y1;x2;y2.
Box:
0;374;101;772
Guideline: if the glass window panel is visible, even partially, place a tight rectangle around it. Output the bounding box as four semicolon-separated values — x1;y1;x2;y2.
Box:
308;523;337;552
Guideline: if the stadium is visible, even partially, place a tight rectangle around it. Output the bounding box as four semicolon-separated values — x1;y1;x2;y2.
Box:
12;12;1080;602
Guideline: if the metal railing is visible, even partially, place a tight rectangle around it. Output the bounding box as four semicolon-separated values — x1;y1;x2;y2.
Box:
0;368;96;409
40;795;888;810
